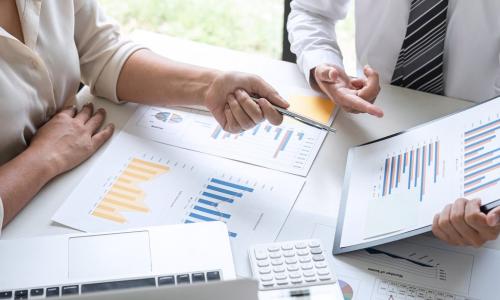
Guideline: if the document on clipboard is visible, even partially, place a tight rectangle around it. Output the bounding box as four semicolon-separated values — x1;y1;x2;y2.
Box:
333;96;500;254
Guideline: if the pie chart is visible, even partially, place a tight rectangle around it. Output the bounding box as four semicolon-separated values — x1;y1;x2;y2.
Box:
339;279;354;300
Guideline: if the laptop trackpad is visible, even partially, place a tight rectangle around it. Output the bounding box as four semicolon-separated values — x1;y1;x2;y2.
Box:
68;231;152;280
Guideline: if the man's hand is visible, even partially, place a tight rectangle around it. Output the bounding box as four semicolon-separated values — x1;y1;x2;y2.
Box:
29;103;114;175
204;72;289;133
312;64;384;117
432;198;500;247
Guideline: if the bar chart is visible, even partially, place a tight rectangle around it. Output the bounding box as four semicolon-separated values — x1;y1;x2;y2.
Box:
381;141;441;202
184;178;256;238
91;158;169;223
463;118;500;197
129;106;327;175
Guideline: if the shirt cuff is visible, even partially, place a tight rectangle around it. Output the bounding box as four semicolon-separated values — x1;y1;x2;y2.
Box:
93;42;148;104
298;49;344;87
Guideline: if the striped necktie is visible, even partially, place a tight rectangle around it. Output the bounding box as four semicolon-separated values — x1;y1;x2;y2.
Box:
391;0;449;95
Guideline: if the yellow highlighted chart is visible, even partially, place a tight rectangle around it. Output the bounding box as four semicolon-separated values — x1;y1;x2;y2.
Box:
287;94;335;124
91;158;169;223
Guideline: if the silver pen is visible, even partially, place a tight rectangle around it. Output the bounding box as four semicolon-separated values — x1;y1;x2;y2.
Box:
251;97;336;133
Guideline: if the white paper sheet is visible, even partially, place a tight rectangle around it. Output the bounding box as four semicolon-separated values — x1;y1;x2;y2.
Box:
53;132;304;274
339;97;500;248
121;86;336;176
278;210;500;300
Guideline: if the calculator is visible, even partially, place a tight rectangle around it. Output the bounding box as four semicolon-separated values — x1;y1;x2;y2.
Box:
249;239;343;298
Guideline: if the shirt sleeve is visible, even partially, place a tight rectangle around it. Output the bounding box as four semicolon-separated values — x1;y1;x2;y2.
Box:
73;0;147;103
287;0;350;85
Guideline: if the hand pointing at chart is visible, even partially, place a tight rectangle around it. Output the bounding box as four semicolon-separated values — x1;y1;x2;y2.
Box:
432;198;500;247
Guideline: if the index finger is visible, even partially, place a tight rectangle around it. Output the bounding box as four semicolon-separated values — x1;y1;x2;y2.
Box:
340;92;384;118
465;199;490;231
357;65;380;102
249;76;289;109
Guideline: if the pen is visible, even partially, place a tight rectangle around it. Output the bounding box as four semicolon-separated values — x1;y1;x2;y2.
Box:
251;97;336;133
480;199;500;214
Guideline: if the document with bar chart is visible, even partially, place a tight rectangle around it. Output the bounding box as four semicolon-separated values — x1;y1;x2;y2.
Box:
122;86;336;176
53;132;304;257
335;96;500;252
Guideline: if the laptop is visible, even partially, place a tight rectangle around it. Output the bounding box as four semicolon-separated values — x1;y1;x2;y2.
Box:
0;222;247;299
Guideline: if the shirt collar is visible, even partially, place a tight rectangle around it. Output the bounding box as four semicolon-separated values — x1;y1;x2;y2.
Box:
16;0;42;49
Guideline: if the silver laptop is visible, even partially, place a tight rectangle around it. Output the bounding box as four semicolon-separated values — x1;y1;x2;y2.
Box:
0;222;253;299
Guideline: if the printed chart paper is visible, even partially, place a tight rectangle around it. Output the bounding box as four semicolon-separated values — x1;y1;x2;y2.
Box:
53;132;304;262
122;86;336;176
339;97;500;248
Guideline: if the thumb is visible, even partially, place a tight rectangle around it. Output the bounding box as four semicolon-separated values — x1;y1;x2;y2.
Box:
486;207;500;227
315;65;338;83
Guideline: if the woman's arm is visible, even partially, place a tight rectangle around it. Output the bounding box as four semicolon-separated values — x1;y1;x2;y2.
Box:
116;50;289;132
0;105;113;227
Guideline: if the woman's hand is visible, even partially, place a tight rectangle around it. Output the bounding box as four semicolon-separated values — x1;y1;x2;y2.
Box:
204;71;290;133
29;103;114;175
432;198;500;247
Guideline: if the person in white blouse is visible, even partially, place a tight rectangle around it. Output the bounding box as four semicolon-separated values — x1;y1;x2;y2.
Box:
288;0;500;247
0;0;290;231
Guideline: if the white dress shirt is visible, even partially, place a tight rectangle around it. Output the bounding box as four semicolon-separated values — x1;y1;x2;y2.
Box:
0;0;144;230
288;0;500;102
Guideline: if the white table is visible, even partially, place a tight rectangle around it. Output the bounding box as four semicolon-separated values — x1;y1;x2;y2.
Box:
3;30;500;266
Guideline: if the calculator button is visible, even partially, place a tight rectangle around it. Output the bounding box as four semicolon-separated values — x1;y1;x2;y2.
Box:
268;245;280;252
0;291;12;299
283;251;295;257
277;280;289;286
259;267;272;275
303;270;315;277
275;274;287;281
319;275;332;281
310;248;323;255
312;254;325;261
287;264;299;272
285;257;298;264
305;277;318;283
309;240;320;248
297;249;309;256
315;262;328;269
273;266;286;273
257;260;269;267
281;243;294;251
291;278;303;284
299;257;311;263
271;259;284;266
289;272;301;279
269;252;281;259
260;274;273;282
295;242;307;249
262;282;274;288
301;263;313;270
317;269;330;276
255;249;268;260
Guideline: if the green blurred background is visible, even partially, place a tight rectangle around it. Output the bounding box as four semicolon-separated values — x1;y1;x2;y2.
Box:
99;0;356;74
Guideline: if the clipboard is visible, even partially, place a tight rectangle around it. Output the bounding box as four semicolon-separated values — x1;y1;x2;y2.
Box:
333;95;500;255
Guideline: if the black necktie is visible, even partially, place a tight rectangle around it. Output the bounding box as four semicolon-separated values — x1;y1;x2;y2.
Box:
392;0;449;95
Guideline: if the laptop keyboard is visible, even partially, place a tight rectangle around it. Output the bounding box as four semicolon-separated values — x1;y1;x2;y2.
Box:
0;270;221;299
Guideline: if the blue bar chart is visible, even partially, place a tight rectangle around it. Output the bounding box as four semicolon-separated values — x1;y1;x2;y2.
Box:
184;178;256;238
381;141;441;202
463;118;500;197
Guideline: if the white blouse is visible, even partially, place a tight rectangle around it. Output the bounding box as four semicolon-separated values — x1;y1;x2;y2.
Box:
0;0;145;230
